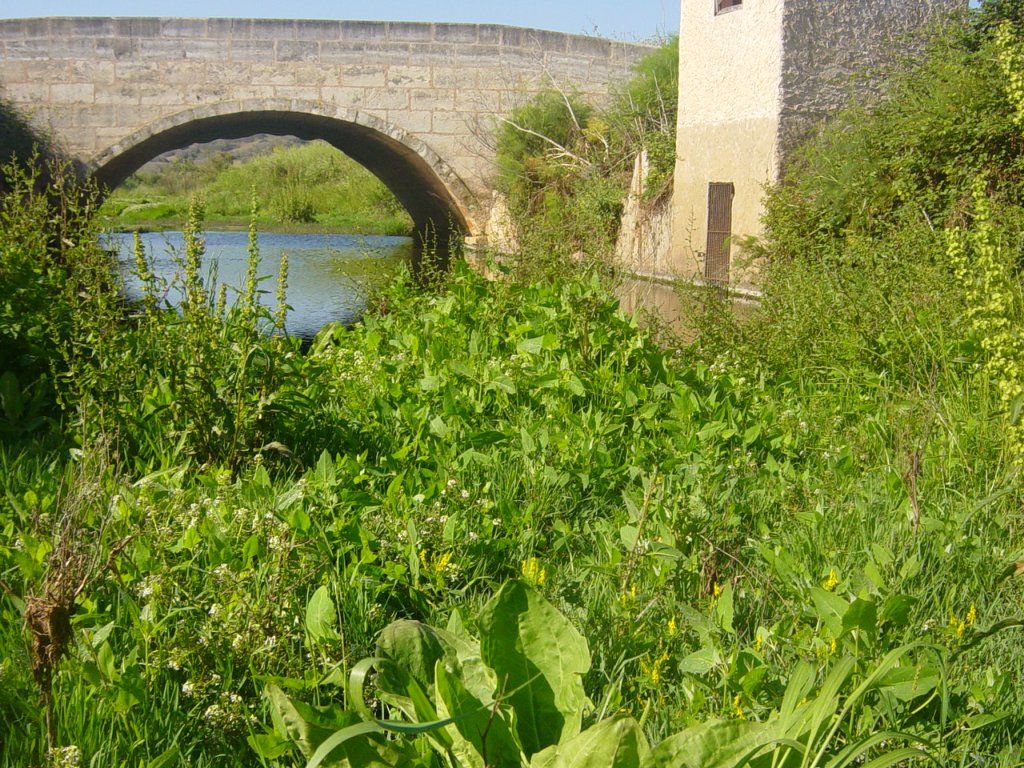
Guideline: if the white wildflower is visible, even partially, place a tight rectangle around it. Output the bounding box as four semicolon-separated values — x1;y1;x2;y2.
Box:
47;745;81;768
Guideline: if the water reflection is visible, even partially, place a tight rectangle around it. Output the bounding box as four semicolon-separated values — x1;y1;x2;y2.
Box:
106;231;412;338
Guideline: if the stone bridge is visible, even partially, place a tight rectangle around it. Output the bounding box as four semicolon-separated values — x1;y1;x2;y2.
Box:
0;17;650;244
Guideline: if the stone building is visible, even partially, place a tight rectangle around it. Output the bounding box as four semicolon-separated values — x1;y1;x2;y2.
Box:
671;0;965;289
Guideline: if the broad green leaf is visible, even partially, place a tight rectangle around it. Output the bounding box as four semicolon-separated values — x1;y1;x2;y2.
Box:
248;733;293;760
873;665;941;702
870;543;894;568
348;656;453;753
306;585;340;643
517;336;545;355
305;721;386;768
678;646;718;675
487;375;518;394
563;376;585;397
376;619;479;693
145;747;181;768
778;662;815;723
529;714;649;768
809;587;847;636
742;423;761;445
478;580;591;756
435;660;522;768
880;595;917;628
963;712;1010;731
842;598;878;640
828;730;937;768
651;719;773;768
429;414;449;438
715;584;735;635
620;524;639;550
899;554;921;581
265;684;336;760
268;682;414;767
449;360;476;379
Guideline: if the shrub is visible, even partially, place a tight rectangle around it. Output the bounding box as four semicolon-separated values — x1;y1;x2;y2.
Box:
493;38;678;274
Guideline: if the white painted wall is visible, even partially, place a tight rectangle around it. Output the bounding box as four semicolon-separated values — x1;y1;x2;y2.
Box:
673;0;786;286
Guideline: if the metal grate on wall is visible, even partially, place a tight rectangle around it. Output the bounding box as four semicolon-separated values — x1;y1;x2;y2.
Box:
705;182;734;285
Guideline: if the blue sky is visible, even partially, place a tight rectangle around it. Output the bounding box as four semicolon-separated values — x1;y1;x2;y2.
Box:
0;1;680;42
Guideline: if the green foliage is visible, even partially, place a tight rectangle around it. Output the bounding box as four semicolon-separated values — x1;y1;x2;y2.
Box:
5;18;1024;761
494;38;677;274
0;157;109;439
760;20;1024;267
496;90;595;194
268;581;954;767
607;39;678;201
2;237;1023;763
729;12;1024;384
100;140;413;235
971;0;1024;37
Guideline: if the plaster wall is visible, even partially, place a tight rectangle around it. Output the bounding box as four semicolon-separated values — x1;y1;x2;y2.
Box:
777;0;964;156
673;118;777;286
614;150;675;278
672;0;785;285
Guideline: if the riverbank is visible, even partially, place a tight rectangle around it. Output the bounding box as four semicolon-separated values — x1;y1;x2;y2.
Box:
98;138;413;236
100;215;413;236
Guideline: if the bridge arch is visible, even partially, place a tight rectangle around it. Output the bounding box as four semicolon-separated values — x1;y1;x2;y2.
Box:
87;99;476;239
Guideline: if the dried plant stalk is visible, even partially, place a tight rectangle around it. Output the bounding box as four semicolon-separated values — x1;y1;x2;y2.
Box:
25;443;113;751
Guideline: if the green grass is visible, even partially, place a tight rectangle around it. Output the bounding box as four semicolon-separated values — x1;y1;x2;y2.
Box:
1;250;1022;764
99;140;413;235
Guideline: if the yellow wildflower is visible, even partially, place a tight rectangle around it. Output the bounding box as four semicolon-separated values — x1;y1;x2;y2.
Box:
520;557;547;586
713;583;723;598
667;617;678;637
641;650;670;685
620;584;638;609
732;694;745;720
951;604;977;639
754;634;764;653
822;569;838;591
419;550;454;578
434;551;453;575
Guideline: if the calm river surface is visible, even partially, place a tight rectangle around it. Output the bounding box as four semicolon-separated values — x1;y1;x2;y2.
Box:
106;231;412;338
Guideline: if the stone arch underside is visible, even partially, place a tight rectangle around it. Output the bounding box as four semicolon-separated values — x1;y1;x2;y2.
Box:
87;101;476;238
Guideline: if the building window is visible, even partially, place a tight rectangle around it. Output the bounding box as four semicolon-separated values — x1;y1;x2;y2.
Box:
705;182;734;285
715;0;743;15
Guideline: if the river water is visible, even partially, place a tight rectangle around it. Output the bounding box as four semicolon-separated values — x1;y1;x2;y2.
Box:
106;231;412;338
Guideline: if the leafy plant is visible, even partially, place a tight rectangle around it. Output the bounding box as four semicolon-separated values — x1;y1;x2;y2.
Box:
266;580;953;768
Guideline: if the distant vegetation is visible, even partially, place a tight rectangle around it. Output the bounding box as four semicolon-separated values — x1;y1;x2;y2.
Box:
99;139;413;235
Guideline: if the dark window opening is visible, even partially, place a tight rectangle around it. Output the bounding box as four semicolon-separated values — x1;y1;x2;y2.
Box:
715;0;743;15
705;182;734;285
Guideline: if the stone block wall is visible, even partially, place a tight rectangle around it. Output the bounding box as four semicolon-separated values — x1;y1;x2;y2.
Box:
0;17;649;234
